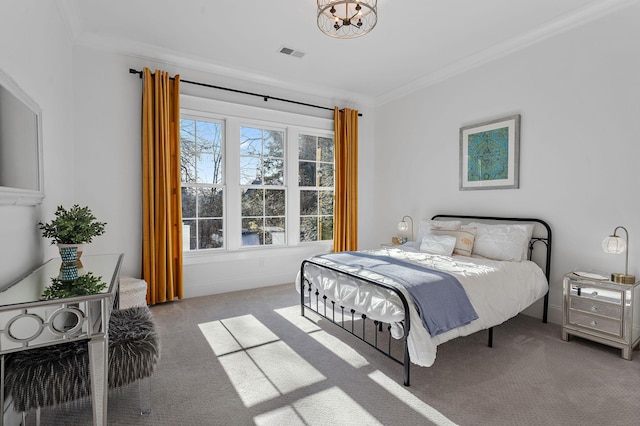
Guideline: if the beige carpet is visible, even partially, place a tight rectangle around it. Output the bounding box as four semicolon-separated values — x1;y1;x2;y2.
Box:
19;283;640;425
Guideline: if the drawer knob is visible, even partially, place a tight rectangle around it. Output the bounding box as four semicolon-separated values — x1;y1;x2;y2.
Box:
591;291;598;296
591;305;598;312
590;320;598;326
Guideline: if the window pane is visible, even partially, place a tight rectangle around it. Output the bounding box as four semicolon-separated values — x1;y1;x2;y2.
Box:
319;137;334;162
242;217;262;246
318;163;334;187
197;153;221;184
265;189;285;216
299;135;316;161
198;219;223;249
265;217;285;245
195;121;221;151
320;216;333;241
299;161;316;187
182;187;197;218
300;217;318;242
240;157;261;185
319;190;333;215
300;190;318;215
180;121;197;183
198;187;223;218
241;188;264;216
181;119;196;141
264;130;284;158
264;189;287;216
240;127;262;156
263;158;284;185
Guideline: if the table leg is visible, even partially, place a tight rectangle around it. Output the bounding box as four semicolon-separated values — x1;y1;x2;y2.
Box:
88;334;109;426
1;354;5;426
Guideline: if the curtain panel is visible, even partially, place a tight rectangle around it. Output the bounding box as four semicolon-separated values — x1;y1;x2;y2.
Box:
141;68;183;304
333;107;359;252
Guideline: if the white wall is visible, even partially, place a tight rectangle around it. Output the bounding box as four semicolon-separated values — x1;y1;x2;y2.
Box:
0;1;74;285
71;46;375;297
373;5;640;324
0;1;75;423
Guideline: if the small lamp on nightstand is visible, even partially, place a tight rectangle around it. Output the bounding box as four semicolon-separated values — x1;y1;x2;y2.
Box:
397;215;414;241
602;226;636;284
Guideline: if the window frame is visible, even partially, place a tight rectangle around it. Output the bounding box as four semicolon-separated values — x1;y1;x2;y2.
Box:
180;95;334;257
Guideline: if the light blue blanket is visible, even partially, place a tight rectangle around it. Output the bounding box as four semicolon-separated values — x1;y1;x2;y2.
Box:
319;252;478;337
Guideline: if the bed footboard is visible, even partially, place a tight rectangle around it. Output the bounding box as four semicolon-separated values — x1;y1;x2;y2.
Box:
300;259;412;386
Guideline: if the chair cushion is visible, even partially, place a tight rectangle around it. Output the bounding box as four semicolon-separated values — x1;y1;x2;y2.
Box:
4;306;159;411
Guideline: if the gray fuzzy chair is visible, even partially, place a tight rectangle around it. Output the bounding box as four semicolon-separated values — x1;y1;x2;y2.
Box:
4;306;159;420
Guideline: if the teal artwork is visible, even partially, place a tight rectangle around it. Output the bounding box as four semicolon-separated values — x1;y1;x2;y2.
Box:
467;127;509;181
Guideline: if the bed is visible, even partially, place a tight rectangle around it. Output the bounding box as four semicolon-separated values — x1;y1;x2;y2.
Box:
297;214;552;386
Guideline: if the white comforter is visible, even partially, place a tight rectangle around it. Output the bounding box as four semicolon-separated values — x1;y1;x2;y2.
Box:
297;247;548;367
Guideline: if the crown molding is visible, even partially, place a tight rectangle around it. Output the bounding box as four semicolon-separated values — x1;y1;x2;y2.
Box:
56;1;375;111
375;0;640;107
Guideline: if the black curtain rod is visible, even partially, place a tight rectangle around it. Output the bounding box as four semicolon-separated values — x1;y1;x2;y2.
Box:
128;68;362;117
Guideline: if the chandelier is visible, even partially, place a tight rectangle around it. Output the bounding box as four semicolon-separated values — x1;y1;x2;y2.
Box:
317;1;378;39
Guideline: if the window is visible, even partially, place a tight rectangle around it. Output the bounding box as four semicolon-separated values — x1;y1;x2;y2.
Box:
299;134;334;242
240;126;286;246
180;118;225;250
180;97;334;253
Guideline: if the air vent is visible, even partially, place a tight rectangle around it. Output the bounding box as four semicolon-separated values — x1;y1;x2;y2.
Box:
278;46;305;58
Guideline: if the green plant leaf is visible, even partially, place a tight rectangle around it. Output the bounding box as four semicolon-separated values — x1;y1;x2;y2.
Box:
41;272;107;300
38;204;107;244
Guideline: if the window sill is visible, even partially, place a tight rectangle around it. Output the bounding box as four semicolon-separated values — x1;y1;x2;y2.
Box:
183;242;332;266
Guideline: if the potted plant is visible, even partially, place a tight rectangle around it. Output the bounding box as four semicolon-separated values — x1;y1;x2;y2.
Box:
38;204;107;259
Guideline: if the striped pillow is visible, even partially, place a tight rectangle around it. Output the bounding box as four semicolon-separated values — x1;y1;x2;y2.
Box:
428;226;477;256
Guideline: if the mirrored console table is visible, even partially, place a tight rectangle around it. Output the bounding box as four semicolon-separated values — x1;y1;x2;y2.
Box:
0;253;123;426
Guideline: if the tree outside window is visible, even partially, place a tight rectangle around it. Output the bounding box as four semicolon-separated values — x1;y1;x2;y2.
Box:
180;118;224;250
240;126;286;246
299;134;334;242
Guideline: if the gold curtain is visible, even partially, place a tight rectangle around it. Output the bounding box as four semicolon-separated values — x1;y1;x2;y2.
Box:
333;107;359;252
141;67;183;304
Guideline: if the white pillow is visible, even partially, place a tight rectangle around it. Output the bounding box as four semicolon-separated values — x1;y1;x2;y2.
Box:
419;234;457;256
468;222;534;261
427;226;476;257
415;219;462;244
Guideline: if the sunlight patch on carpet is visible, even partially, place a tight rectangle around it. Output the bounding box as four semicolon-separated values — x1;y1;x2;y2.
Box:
198;320;242;356
276;305;370;369
254;405;305;426
368;370;458;426
254;386;383;426
274;305;322;333
294;386;383;425
248;341;326;394
199;314;326;407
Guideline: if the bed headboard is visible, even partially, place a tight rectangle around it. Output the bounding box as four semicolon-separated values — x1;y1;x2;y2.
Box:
431;214;552;323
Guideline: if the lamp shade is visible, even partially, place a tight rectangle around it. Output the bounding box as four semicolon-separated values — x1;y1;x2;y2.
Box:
397;221;409;232
602;235;626;254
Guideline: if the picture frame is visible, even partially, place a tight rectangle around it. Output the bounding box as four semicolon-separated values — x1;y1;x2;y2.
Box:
459;114;520;191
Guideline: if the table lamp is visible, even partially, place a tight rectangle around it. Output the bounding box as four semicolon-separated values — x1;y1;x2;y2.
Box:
397;216;414;241
602;226;635;284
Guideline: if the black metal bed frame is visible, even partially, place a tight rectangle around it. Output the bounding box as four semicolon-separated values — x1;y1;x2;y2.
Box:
299;215;552;387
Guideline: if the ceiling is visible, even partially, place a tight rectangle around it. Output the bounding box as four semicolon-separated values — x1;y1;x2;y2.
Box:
58;0;632;105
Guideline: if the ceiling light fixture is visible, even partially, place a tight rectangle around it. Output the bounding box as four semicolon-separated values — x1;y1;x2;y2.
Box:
317;1;378;39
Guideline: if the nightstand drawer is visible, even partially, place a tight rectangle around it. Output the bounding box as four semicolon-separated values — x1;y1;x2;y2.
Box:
569;297;622;320
569;285;623;305
568;310;622;337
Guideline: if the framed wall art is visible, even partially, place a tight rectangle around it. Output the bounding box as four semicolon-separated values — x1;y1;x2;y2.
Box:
459;114;520;190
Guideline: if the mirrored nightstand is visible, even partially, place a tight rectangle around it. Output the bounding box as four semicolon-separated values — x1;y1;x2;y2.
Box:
562;272;640;360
